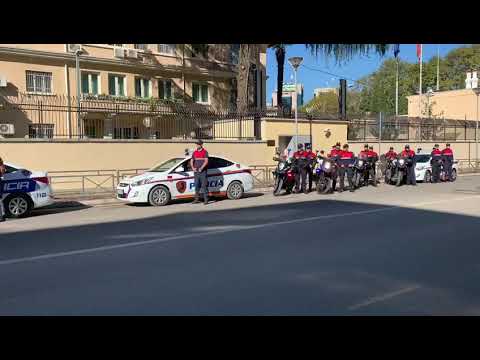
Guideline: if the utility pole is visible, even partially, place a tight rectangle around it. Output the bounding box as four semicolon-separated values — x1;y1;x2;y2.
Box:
436;44;440;91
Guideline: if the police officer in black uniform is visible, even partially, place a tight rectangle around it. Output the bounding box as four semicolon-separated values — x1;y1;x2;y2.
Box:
305;144;316;193
430;144;442;183
293;143;309;194
338;144;355;192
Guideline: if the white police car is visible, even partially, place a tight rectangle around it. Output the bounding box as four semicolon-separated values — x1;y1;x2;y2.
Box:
2;163;54;217
415;153;458;182
116;155;254;206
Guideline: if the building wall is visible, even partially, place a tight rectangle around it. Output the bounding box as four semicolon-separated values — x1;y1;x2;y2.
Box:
0;140;274;173
263;118;348;152
407;89;480;120
0;44;266;113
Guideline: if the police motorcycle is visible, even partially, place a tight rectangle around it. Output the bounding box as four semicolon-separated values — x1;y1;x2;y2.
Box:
384;157;398;185
392;156;411;186
352;157;367;189
315;155;336;194
272;151;296;196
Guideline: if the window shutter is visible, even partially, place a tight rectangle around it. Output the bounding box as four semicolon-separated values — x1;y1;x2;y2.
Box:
192;83;199;102
135;78;141;97
81;74;89;94
201;84;208;103
108;75;115;95
159;80;165;99
166;81;172;99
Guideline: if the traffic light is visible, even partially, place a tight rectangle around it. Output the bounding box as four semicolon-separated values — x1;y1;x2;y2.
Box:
339;79;347;120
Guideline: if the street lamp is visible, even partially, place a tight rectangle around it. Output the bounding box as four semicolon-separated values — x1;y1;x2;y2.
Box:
74;48;85;137
288;56;303;150
473;87;480;169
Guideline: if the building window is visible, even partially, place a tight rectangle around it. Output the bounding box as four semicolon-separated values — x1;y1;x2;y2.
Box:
134;44;147;50
159;79;173;100
108;74;126;97
230;44;240;65
192;83;209;104
29;124;54;139
157;44;176;55
135;77;151;98
26;71;52;94
81;72;99;95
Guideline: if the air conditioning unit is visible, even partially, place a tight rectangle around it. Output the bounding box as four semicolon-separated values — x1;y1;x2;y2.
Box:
0;75;7;87
126;49;139;59
67;44;83;53
0;124;14;135
113;47;126;58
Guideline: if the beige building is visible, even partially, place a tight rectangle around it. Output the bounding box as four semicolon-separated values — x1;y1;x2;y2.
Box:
0;44;267;139
407;89;480;120
313;87;338;97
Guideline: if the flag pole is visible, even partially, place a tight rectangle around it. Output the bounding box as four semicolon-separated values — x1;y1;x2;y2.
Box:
395;57;399;117
436;44;440;91
419;44;423;119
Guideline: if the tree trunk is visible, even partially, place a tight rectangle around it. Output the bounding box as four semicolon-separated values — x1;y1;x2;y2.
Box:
236;44;254;113
276;47;285;112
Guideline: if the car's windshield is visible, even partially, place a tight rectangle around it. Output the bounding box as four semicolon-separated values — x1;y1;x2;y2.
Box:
415;155;430;163
149;158;185;172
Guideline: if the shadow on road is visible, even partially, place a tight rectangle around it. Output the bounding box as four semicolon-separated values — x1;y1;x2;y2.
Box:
1;196;480;315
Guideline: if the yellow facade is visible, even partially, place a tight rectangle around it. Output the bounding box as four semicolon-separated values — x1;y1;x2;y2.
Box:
407;89;480;120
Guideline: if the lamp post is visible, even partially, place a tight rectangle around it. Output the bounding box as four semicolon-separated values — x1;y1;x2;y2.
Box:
74;48;84;137
474;87;480;169
288;56;303;150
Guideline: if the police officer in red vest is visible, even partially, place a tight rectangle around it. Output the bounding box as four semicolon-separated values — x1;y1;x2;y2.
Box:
328;142;342;191
431;144;442;183
400;144;416;185
338;144;355;192
305;144;316;192
190;139;209;204
442;143;454;181
367;145;379;187
293;143;309;194
385;147;397;161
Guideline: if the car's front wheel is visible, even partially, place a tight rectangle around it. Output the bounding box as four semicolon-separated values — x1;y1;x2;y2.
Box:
5;193;33;218
227;181;244;200
148;186;171;206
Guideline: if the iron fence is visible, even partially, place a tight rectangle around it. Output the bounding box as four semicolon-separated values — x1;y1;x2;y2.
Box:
0;92;263;140
348;115;479;142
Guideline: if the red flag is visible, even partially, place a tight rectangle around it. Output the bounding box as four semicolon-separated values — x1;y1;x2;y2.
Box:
416;44;422;60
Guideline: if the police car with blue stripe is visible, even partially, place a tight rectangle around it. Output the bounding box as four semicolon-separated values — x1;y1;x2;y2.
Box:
116;154;254;206
2;163;54;218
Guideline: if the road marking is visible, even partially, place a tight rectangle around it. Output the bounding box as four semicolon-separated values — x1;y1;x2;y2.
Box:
347;285;421;311
0;195;479;267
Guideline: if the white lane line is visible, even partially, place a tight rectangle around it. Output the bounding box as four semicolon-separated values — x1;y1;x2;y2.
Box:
0;194;479;267
347;285;421;311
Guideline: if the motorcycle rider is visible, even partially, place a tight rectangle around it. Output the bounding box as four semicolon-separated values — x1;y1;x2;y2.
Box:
400;144;417;186
431;144;442;183
367;145;379;187
305;144;316;192
293;143;309;194
441;143;454;181
338;144;355;192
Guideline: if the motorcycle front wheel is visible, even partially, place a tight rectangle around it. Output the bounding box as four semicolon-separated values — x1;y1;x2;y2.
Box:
396;171;403;186
273;177;284;196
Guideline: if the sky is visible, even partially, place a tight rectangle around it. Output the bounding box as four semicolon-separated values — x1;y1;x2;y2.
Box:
266;44;465;105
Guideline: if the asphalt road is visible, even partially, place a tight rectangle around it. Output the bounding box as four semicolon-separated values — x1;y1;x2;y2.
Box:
1;175;480;315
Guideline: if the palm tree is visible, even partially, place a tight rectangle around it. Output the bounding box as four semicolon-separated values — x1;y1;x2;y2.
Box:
305;44;391;63
270;44;287;111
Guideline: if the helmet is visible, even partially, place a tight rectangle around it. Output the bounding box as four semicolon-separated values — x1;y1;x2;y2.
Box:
297;143;304;149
